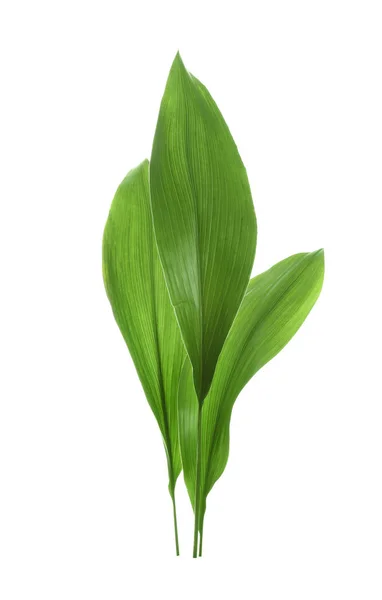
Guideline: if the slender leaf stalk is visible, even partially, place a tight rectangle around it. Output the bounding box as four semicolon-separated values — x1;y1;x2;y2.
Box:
193;405;203;558
170;492;180;556
167;457;180;555
198;504;205;556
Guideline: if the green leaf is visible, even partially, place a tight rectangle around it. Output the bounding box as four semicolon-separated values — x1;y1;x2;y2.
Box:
102;160;186;554
150;53;257;403
178;358;199;508
178;250;324;526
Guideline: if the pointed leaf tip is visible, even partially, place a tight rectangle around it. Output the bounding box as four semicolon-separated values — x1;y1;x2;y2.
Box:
174;50;184;64
171;51;188;80
313;248;324;258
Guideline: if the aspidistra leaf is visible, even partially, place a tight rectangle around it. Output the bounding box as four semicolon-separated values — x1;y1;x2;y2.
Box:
150;53;257;402
102;160;186;521
178;250;324;512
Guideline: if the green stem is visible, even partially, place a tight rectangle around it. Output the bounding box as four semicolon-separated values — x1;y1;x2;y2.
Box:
193;405;203;558
171;492;180;556
198;504;205;556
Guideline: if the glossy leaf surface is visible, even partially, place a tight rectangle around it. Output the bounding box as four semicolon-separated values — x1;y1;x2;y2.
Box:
150;53;257;402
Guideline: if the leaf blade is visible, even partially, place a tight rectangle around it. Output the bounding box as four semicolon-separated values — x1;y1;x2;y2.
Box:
204;250;325;495
178;358;198;507
178;250;325;505
150;53;257;401
102;160;186;493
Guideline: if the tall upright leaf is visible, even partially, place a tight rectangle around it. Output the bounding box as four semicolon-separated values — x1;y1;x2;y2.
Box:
150;54;257;556
178;250;325;553
150;53;257;403
102;160;186;555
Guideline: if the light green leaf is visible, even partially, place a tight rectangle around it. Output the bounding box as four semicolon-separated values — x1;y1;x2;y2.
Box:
150;53;257;403
178;250;324;534
178;358;198;507
102;160;186;554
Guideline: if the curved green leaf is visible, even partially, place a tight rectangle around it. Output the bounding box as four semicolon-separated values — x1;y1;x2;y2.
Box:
178;250;324;522
102;160;186;554
150;53;257;403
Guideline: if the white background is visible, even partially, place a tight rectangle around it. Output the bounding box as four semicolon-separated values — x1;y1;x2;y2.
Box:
1;0;381;598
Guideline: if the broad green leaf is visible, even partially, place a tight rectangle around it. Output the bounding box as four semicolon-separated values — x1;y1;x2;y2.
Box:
150;53;257;403
178;250;324;518
102;160;186;553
